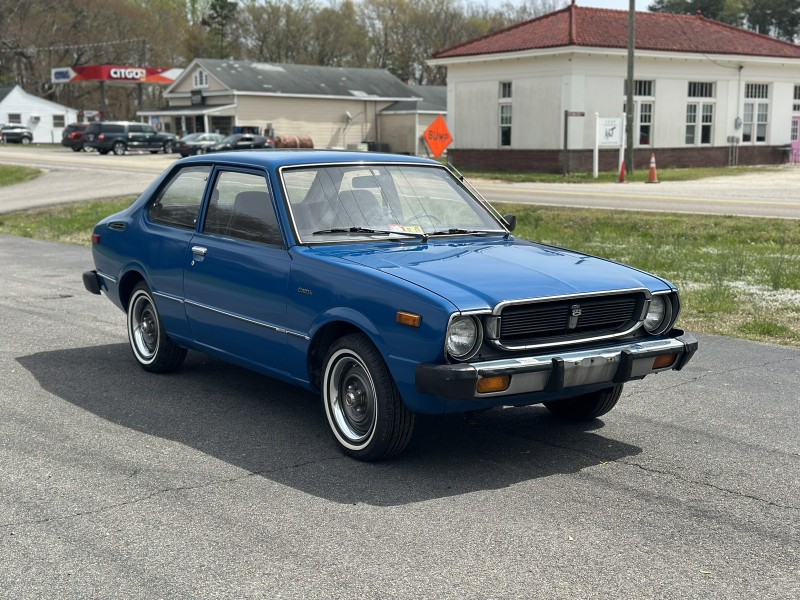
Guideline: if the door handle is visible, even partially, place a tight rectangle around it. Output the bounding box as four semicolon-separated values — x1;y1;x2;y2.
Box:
191;246;208;257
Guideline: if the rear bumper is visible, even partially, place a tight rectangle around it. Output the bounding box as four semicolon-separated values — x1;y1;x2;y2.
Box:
416;331;698;400
83;270;102;295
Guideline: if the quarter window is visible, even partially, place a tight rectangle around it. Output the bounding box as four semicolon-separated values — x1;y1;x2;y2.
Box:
148;166;211;230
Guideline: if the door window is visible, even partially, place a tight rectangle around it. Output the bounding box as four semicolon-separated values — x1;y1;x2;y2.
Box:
148;166;211;230
204;171;282;246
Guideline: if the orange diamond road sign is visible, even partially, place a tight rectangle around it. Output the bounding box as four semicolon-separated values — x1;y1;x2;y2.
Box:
423;115;453;158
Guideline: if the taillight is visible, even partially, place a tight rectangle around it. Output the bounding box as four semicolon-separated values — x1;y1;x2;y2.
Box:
92;234;101;245
98;133;106;141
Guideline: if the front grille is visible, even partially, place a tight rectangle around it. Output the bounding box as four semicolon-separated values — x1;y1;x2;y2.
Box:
499;292;646;346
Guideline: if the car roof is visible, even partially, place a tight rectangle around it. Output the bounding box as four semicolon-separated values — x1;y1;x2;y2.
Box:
179;149;441;169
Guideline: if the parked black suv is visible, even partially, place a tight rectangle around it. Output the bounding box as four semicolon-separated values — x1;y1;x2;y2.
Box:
84;121;176;155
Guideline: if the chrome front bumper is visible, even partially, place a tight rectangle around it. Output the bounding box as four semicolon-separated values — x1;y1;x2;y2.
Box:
415;331;697;400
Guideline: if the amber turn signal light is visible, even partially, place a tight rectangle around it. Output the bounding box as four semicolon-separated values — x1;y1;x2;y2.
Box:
653;354;677;369
396;311;422;327
477;375;511;393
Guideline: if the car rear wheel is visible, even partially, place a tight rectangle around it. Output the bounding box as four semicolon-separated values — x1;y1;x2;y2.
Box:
112;141;126;155
162;141;173;153
543;385;623;420
322;333;414;461
127;282;187;373
71;145;82;152
21;137;31;145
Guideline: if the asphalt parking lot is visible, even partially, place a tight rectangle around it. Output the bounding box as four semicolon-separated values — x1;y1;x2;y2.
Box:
1;234;799;598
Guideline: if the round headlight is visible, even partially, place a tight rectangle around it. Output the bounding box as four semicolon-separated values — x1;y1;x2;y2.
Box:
446;316;481;359
644;295;671;334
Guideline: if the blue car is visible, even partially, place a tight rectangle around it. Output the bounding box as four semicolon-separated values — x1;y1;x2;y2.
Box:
83;150;697;461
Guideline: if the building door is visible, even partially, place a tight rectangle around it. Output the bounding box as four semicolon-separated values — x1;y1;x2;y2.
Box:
791;116;800;163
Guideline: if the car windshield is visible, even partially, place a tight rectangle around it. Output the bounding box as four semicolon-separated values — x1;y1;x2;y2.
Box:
281;164;506;243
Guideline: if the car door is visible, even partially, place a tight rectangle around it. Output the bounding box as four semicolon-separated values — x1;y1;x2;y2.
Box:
183;168;292;376
128;123;146;149
141;124;160;149
143;164;212;341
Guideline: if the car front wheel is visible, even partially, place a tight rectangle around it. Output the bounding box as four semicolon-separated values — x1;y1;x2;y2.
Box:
543;385;623;420
162;141;173;153
112;141;126;155
322;333;414;461
127;282;187;373
21;137;31;145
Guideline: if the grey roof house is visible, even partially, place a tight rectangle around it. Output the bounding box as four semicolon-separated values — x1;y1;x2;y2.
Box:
139;59;442;154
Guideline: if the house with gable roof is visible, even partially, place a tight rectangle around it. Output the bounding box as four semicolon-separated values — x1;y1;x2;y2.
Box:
0;84;78;144
139;58;441;154
428;1;800;172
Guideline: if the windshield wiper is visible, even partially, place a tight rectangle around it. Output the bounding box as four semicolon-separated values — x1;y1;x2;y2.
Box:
312;227;426;239
423;228;500;239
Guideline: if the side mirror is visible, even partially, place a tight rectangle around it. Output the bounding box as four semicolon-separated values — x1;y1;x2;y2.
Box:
503;214;517;232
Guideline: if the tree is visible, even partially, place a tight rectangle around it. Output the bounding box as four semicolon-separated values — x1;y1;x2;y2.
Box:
202;0;238;58
648;0;800;40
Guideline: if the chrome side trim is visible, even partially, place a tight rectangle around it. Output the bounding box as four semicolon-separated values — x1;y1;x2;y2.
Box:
153;290;185;304
96;270;118;284
184;299;311;340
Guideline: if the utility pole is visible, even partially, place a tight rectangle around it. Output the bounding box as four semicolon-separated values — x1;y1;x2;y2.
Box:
625;0;635;176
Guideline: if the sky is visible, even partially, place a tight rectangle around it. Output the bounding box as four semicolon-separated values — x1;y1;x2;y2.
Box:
576;0;650;10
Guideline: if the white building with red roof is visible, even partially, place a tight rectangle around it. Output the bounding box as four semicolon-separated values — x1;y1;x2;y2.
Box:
429;1;800;172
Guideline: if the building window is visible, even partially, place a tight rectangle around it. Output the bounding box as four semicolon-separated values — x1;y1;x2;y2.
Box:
793;85;800;112
193;69;208;89
624;81;654;146
686;82;715;145
743;83;769;143
499;82;512;147
624;79;654;97
53;115;65;128
499;105;512;146
8;113;21;124
638;102;653;145
688;82;714;98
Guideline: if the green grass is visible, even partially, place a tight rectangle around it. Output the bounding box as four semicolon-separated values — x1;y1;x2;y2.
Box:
0;164;41;186
508;204;800;346
0;198;134;245
1;196;798;347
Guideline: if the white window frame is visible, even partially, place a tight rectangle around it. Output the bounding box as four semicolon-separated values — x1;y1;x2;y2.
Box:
192;69;209;89
499;82;512;147
742;84;769;144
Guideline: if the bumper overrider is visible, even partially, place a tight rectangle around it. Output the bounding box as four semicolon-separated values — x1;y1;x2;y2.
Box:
416;331;698;400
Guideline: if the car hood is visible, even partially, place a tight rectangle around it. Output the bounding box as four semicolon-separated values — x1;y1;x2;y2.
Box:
314;238;672;311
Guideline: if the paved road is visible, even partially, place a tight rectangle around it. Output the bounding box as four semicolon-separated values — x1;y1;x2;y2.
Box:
1;234;798;598
1;146;800;219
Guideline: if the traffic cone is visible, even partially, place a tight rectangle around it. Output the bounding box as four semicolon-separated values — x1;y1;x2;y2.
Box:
618;160;626;183
646;153;660;184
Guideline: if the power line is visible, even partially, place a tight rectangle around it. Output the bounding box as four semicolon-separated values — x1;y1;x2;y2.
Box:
0;38;146;55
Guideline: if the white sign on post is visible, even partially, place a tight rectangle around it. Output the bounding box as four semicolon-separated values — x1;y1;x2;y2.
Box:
594;115;625;178
599;118;622;146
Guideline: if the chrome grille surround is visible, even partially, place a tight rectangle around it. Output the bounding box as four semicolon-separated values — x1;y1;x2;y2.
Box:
489;288;651;351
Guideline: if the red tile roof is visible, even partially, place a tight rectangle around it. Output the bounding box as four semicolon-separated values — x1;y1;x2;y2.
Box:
433;3;800;60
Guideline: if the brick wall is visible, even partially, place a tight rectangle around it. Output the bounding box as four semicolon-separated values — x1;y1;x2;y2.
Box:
449;146;788;174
